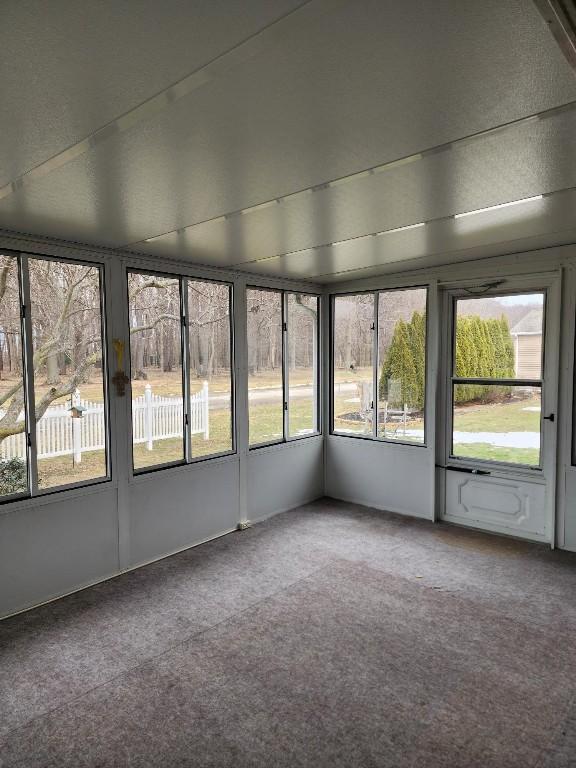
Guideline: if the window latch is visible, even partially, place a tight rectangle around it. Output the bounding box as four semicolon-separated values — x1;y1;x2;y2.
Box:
543;413;555;422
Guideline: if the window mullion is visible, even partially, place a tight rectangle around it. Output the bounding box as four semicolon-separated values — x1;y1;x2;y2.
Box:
282;292;289;441
19;254;39;496
180;277;192;463
372;292;378;439
314;295;320;434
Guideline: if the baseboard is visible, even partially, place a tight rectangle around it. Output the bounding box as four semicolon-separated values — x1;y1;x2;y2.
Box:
324;492;433;522
249;494;325;524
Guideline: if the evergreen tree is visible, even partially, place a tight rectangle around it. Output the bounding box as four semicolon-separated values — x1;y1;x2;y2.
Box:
380;311;516;408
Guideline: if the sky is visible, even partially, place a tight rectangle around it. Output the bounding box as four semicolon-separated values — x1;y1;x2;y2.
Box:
498;294;544;306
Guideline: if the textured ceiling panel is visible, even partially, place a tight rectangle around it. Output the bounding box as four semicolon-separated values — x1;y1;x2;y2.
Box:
0;0;305;187
132;105;576;265
240;188;576;281
2;102;575;267
1;0;575;281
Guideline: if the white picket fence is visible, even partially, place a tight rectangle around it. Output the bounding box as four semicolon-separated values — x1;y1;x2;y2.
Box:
0;382;209;463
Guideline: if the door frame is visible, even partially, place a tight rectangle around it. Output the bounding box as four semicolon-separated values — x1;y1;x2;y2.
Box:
436;271;561;545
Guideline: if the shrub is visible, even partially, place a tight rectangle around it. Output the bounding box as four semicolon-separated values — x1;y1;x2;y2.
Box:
0;457;28;496
379;312;515;408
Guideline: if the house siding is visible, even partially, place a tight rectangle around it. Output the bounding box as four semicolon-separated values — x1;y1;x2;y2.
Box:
516;334;542;378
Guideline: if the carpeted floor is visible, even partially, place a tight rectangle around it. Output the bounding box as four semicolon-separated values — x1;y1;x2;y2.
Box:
2;498;576;767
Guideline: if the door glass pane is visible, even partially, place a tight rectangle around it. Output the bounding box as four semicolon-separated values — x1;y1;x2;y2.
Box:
247;288;283;445
0;254;29;498
287;293;318;437
452;384;541;466
333;294;374;435
128;272;184;470
455;293;544;380
187;280;233;458
29;258;107;489
377;288;426;443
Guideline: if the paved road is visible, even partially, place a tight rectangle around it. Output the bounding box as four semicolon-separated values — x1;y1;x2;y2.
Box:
206;382;358;408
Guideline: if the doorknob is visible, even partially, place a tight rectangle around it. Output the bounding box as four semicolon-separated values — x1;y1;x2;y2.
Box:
543;414;555;422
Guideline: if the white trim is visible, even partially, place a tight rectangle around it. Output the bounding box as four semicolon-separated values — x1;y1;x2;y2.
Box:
249;493;324;524
0;229;322;293
324;493;431;521
325;245;576;294
0;478;117;517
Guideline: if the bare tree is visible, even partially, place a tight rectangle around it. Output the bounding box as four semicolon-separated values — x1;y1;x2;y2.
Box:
0;257;104;445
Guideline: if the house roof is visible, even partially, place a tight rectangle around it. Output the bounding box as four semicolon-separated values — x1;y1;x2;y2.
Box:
510;309;542;335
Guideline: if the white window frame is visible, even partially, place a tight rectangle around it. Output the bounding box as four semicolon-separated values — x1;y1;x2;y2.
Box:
447;287;546;472
247;287;321;450
0;250;111;504
127;268;236;475
330;286;429;447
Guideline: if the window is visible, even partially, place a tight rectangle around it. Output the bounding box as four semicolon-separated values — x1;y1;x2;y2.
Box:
0;254;29;499
287;293;319;436
333;293;374;436
0;253;109;501
377;289;427;443
128;271;233;472
247;288;320;447
332;287;427;444
451;293;544;467
187;280;233;458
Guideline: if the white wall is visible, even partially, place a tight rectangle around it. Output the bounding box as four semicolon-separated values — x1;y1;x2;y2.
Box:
248;437;324;522
0;233;325;619
323;245;576;551
0;487;119;617
325;436;434;519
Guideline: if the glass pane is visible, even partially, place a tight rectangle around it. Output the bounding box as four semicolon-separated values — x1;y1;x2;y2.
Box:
455;293;544;380
187;280;233;458
333;293;374;436
287;293;318;437
377;288;427;443
247;289;283;445
0;254;29;498
29;259;107;489
128;272;184;470
452;384;541;466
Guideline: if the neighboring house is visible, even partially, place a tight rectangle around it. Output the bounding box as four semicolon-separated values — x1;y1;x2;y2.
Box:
510;310;542;378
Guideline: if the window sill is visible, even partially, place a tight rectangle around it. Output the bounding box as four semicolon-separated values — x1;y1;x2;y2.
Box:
249;433;323;455
330;431;427;449
0;477;116;516
129;451;238;484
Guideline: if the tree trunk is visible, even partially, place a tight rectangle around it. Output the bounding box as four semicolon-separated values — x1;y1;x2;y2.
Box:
46;353;60;384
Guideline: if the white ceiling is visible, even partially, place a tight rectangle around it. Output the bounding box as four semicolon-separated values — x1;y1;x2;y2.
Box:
1;0;575;282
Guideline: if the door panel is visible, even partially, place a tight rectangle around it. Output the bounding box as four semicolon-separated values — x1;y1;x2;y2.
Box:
440;277;559;543
444;471;548;539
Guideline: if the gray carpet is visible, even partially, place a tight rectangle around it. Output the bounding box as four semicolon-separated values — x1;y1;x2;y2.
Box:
2;498;576;767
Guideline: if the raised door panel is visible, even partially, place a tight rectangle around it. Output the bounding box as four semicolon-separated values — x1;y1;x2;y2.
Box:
444;471;548;540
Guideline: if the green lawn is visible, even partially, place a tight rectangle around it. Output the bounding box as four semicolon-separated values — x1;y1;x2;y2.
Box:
248;398;316;445
453;395;540;433
452;395;540;466
454;443;539;466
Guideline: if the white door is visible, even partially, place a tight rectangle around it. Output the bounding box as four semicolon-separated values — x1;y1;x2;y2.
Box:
439;277;559;543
